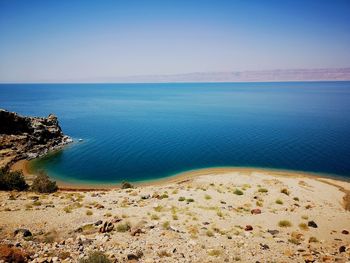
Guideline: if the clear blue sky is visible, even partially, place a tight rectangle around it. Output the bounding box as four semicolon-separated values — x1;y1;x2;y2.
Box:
0;0;349;82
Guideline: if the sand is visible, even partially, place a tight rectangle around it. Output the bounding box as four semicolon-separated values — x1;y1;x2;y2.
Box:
1;167;350;262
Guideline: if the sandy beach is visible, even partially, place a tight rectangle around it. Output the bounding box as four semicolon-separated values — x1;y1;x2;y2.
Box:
1;167;350;262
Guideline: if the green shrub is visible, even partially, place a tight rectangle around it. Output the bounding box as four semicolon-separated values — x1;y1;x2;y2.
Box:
79;251;111;263
116;222;131;232
233;189;244;195
0;168;28;191
31;171;58;193
258;188;268;193
178;196;186;201
275;199;283;205
121;181;133;189
278;220;292;227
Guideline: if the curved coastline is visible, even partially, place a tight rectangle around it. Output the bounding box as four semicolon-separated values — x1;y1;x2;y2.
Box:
12;158;350;189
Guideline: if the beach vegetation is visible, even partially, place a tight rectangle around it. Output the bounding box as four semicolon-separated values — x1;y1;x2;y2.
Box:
256;200;263;207
153;205;163;212
116;222;131;232
162;221;170;230
275;199;283;205
150;214;159;220
258;188;268;193
298;223;309;230
207;249;221;257
278;220;292;227
31;171;58;193
86;210;93;216
308;236;319;243
0;168;28;191
293;197;300;201
301;215;308;220
234;189;244;195
204;194;212;200
172;214;178;220
33;200;42;206
79;251;111;263
186;198;195;203
160;193;169;199
178;196;186;201
206;230;214;237
121;181;133;189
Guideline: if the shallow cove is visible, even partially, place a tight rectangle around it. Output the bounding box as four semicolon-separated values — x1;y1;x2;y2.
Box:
1;82;350;183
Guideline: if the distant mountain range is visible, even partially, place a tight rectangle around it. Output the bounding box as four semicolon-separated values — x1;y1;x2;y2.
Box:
112;68;350;83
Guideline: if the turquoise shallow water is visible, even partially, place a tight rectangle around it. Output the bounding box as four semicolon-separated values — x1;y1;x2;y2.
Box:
1;82;350;183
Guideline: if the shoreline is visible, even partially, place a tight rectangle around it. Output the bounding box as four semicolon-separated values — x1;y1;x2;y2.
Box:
11;160;350;208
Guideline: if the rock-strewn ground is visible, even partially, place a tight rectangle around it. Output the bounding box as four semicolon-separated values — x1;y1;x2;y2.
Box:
0;169;350;262
0;109;71;168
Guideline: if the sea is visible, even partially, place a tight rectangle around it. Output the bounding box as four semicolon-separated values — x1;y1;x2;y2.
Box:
1;82;350;183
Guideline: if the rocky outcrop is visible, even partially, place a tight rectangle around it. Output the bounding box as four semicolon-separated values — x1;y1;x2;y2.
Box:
0;109;72;168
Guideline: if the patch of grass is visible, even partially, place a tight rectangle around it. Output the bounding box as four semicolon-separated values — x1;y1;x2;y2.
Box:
301;215;309;220
216;210;224;218
178;196;186;202
116;222;131;232
86;210;93;216
298;223;309;230
121;181;133;189
172;189;178;194
206;230;214;237
157;250;171;258
160;193;169;199
256;200;263;207
233;189;244;195
278;220;292;227
186;198;195;203
162;221;170;230
275;199;283;205
33;200;42;206
153;205;163;212
309;236;318;243
258;188;268;193
64;206;72;213
288;238;300;245
151;214;159;220
172;214;178;220
104;212;112;217
293;197;299;201
207;249;221;257
204;194;212;200
79;251;111;263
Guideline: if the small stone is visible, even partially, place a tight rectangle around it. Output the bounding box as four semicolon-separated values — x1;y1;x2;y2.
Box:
267;229;279;236
341;230;349;235
95;220;103;226
308;221;318;228
339;246;346;253
251;208;261;215
245;225;253;231
141;194;150;199
260;243;269;250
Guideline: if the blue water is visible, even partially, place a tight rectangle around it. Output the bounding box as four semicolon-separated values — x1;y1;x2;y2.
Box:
1;82;350;183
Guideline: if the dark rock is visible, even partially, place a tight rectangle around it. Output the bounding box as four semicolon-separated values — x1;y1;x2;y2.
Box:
251;208;262;215
127;250;143;260
267;229;279;236
339;246;346;253
99;221;114;233
341;230;349;235
14;229;32;238
260;243;269;250
245;225;253;231
95;220;103;226
308;221;318;228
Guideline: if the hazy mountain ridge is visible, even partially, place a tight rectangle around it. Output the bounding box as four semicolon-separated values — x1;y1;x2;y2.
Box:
115;68;350;83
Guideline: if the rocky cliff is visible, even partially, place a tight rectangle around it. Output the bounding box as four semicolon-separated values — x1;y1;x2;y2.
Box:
0;109;72;168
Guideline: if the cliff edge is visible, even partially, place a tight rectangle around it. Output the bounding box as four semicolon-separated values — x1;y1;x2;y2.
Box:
0;109;72;168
